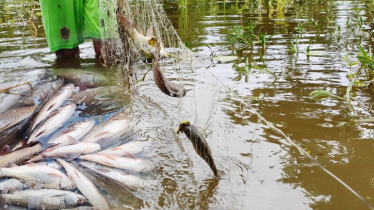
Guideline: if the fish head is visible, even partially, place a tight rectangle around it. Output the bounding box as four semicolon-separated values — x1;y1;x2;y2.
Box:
65;193;87;207
52;78;65;90
177;121;190;134
61;83;75;90
61;177;75;190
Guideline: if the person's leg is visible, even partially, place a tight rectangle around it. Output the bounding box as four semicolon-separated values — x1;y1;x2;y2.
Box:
40;0;84;59
55;47;80;59
83;0;102;57
92;38;102;56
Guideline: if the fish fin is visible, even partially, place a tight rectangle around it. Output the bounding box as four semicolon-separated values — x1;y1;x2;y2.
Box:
48;110;58;117
0;145;10;156
47;173;64;178
35;129;46;138
6;187;18;194
123;151;138;159
78;84;88;91
30;182;42;190
103;161;114;166
146;27;154;38
94;130;109;137
74;169;81;179
46;103;56;111
138;28;144;35
104;154;115;160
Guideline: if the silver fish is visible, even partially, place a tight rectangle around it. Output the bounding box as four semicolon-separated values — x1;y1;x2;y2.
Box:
42;142;101;159
30;83;74;132
117;14;168;59
79;100;124;117
79;154;156;172
75;162;144;209
177;121;220;179
71;87;121;106
80;161;152;188
0;143;42;167
20;78;64;105
0;179;24;193
0;105;37;133
0;163;74;190
27;103;76;144
0;94;21;114
52;69;109;88
56;159;110;210
97;140;147;156
80;112;131;144
47;119;96;147
1;189;86;210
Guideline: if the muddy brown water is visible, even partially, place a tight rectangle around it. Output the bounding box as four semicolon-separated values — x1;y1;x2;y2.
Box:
1;0;374;209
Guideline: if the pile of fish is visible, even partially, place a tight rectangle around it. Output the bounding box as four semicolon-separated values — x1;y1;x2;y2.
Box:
0;70;156;209
0;15;221;209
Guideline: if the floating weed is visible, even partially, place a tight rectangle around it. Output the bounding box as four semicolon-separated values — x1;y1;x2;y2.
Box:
309;90;345;101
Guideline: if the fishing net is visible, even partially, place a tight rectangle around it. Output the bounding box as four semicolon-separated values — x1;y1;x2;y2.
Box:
96;0;236;208
94;0;371;209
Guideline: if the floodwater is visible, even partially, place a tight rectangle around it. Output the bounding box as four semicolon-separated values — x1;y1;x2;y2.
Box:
1;0;374;209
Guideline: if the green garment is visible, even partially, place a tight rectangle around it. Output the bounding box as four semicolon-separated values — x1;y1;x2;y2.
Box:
40;0;101;52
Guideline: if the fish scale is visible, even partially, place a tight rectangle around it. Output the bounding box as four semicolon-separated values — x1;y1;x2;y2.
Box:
21;79;64;106
71;87;120;105
0;143;42;167
47;119;96;147
0;105;37;133
27;103;76;144
29;83;74;132
1;189;86;210
0;164;74;190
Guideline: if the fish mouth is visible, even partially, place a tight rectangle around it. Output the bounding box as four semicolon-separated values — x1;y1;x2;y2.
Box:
176;121;190;134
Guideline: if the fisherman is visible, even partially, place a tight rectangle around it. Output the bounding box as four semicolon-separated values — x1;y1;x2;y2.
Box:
39;0;102;59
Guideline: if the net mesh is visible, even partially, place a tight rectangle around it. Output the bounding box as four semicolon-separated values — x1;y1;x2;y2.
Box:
98;0;193;87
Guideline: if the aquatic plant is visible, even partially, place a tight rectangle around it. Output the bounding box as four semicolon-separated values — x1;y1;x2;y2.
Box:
309;18;322;33
294;22;305;36
357;45;374;80
257;28;273;50
226;20;257;49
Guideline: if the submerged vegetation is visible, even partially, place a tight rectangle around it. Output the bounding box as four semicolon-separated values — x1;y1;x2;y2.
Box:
220;0;374;119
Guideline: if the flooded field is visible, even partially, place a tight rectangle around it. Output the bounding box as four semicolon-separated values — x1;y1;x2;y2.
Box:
1;0;374;209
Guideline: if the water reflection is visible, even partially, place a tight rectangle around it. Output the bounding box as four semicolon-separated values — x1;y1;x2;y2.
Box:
165;0;374;209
